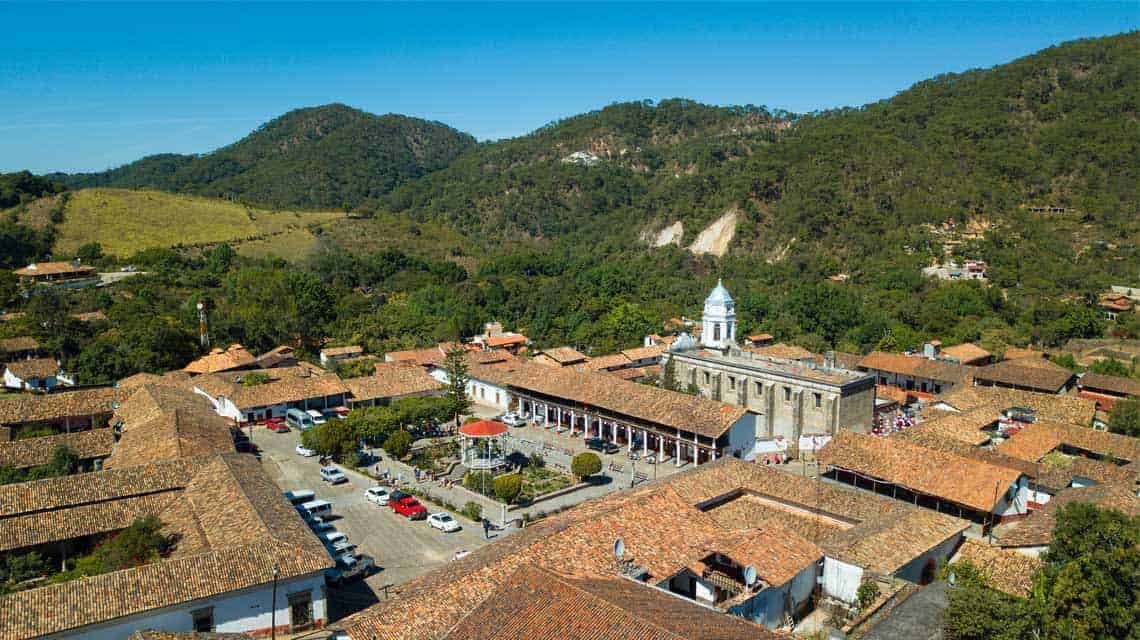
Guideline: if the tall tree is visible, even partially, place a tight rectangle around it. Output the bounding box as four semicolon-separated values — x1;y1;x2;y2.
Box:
442;345;471;431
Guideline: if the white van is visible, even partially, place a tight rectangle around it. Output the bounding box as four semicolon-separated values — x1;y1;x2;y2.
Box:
306;409;328;425
298;499;333;519
284;490;316;505
286;408;315;430
320;531;347;547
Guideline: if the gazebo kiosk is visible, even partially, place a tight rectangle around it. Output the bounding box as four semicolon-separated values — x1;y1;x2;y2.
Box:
459;419;508;470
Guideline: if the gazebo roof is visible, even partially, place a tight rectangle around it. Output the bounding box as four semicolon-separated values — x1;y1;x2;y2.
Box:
459;420;508;438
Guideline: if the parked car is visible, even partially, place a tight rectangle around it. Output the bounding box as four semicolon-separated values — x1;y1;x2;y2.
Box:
390;495;428;520
284;489;315;505
295;444;317;457
585;438;620;454
264;417;289;432
286;408;316;430
307;409;328;425
235;440;260;456
320;466;348;484
364;486;392;506
310;520;335;533
427;512;461;532
451;549;472;561
501;412;525;427
325;553;374;586
627;451;640;461
643;454;657;465
326;407;350;420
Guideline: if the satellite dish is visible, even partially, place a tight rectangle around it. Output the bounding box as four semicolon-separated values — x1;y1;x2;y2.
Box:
743;565;758;586
613;538;625;560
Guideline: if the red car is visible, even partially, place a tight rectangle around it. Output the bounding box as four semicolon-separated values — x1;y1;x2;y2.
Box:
263;417;289;433
390;494;428;520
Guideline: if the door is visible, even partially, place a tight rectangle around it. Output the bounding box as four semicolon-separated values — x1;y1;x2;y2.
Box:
289;591;314;631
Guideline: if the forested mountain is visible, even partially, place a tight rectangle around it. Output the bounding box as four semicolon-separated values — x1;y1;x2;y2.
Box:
55;104;476;209
382;33;1138;257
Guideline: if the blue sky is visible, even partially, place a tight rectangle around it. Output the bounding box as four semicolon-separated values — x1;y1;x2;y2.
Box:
0;2;1135;173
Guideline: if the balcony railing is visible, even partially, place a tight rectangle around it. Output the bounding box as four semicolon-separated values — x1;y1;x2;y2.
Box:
466;456;506;470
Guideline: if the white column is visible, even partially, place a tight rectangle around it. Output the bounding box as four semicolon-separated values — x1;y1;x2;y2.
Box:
570;411;576;436
642;430;649;456
611;421;619;445
517;396;523;413
675;430;682;467
627;425;633;451
659;433;665;461
693;433;700;467
711;449;717;461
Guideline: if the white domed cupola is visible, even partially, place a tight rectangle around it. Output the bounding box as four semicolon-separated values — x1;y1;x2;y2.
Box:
701;279;736;349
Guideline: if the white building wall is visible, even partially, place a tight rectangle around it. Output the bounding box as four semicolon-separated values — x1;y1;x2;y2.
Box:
2;369;21;390
822;557;864;603
994;477;1030;517
52;573;327;640
430;366;511;411
725;413;759;460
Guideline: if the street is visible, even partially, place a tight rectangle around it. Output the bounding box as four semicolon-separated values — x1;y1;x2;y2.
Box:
251;424;491;621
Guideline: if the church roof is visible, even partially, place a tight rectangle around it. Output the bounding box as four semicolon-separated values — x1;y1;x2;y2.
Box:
704;279;733;306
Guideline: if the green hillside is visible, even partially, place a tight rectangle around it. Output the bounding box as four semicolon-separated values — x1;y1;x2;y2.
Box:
10;188;344;259
56;104;476;209
380;33;1138;260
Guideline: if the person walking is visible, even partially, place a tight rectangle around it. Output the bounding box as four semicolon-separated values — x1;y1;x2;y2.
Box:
482;518;491;540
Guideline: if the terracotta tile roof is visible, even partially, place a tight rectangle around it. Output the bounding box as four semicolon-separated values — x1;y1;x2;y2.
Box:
858;352;969;384
876;384;909;406
747;333;774;342
385;345;448;365
255;345;295;368
668;461;968;575
14;261;96;277
606;364;661;381
321;345;364;358
116;370;193;391
471;361;747;438
935;386;1096;428
345;362;442;402
132;632;252;640
0;429;114;469
337;459;965;640
819;431;1025;512
940;343;992;365
484;334;528;348
4;357;59;381
0;454;331;639
582;353;634;371
0;491;180;553
1003;347;1046;361
445;564;780;640
892;429;1037;477
997;483;1140;548
1079;373;1140;398
181;344;257;374
0;387;120;426
0;336;39;353
913;406;999;446
996;421;1140;466
714;521;823;586
953;539;1041;596
744;343;817;361
193;364;347;411
533;346;589;365
104;385;236;469
621;344;666;361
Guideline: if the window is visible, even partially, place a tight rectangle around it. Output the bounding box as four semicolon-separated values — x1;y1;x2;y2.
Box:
479;387;485;399
191;607;214;633
703;371;710;384
933;384;942;394
713;324;721;341
813;392;822;408
729;376;736;390
783;387;791;402
289;591;315;632
495;392;501;404
755;381;763;396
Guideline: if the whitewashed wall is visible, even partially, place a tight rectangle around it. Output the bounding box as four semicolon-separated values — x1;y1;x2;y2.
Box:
51;574;326;640
822;556;863;603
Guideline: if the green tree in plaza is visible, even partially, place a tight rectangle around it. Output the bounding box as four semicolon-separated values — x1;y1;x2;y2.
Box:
301;422;357;461
662;355;680;391
442;345;471;430
382;429;413;459
570;452;602;481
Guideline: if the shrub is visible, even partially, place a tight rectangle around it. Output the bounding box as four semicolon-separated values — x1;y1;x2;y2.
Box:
460;501;483;522
857;581;881;608
528;452;545;468
570;452;602;480
241;371;270;386
382;429;413;459
463;470;493;493
493;474;523;504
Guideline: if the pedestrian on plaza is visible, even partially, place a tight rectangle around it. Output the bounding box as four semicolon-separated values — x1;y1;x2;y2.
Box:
482;518;491;540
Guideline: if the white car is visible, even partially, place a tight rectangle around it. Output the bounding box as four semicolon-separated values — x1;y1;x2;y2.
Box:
364;486;392;506
320;466;348;484
501;413;525;427
295;444;317;457
427;512;462;533
307;410;328;425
